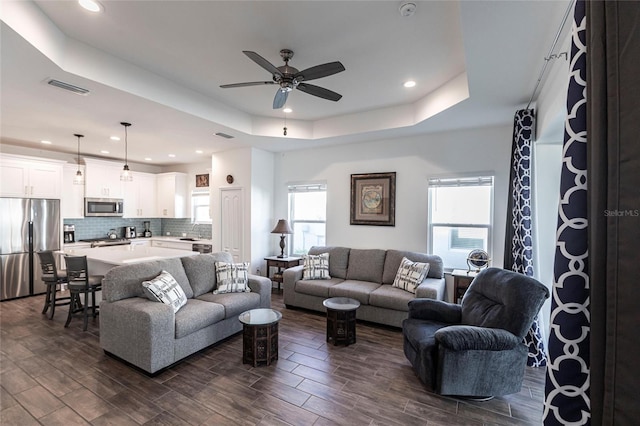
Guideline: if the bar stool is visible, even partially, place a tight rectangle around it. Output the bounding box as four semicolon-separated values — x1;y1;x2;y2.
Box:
64;255;103;331
37;250;71;320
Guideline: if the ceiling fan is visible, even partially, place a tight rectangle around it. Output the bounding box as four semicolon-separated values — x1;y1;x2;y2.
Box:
220;49;345;109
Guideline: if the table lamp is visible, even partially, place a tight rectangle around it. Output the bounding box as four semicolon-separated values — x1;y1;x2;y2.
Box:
271;219;293;258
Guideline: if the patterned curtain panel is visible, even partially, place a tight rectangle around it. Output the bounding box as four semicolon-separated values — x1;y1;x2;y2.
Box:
505;109;547;367
543;1;590;424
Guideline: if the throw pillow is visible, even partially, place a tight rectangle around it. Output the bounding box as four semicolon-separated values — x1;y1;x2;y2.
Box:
214;262;251;294
392;257;430;294
302;253;331;280
142;270;187;313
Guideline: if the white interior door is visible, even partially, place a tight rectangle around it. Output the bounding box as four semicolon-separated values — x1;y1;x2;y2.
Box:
220;188;244;262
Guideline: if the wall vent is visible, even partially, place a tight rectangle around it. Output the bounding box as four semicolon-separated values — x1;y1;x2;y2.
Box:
47;79;90;96
214;132;234;139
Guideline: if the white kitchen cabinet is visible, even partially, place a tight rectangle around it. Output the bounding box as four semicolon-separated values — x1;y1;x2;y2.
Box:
62;164;85;218
84;158;124;199
151;239;193;250
156;172;187;218
130;239;151;247
0;154;63;199
124;172;157;218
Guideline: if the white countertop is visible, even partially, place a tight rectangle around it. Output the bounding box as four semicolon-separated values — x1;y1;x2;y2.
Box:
62;244;199;267
64;236;213;249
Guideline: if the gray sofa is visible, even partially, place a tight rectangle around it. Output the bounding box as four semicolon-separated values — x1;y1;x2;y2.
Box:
100;252;271;374
283;246;445;328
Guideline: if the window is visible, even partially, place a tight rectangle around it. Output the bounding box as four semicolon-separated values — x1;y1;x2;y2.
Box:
191;189;211;224
428;176;493;270
288;183;327;256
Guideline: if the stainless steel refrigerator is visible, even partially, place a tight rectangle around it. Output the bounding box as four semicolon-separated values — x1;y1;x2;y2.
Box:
1;198;60;300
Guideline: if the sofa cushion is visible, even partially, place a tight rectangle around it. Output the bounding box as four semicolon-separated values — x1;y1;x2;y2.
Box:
142;270;188;313
302;253;331;280
295;277;344;297
346;249;387;283
174;299;226;339
328;280;381;305
383;250;444;283
103;258;193;302
308;246;350;279
181;252;233;297
370;284;415;312
196;292;262;318
214;262;251;294
392;257;430;294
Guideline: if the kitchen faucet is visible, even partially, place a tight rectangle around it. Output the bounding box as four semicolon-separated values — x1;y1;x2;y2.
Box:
190;223;202;239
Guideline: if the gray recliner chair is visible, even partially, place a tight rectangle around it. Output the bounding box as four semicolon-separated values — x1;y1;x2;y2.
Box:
402;267;549;398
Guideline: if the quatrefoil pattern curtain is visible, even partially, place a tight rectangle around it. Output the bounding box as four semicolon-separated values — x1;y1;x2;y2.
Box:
543;1;589;423
505;108;547;367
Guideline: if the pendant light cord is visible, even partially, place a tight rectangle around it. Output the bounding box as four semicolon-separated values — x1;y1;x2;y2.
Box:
124;125;128;166
73;134;84;171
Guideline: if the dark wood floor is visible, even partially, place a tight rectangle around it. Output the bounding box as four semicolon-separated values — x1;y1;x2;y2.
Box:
0;290;545;425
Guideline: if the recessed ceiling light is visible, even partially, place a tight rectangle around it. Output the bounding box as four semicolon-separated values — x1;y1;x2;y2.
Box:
78;0;102;13
403;80;416;88
283;108;293;113
100;150;109;154
195;150;203;154
144;157;152;161
168;154;176;158
41;140;52;145
110;136;120;141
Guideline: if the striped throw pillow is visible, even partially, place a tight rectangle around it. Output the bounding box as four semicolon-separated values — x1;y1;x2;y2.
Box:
303;253;331;280
392;257;430;294
142;270;187;313
214;262;251;293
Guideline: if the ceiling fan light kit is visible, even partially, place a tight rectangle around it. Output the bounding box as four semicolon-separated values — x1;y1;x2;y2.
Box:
221;49;345;109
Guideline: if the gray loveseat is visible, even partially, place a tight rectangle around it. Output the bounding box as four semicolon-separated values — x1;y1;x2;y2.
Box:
100;252;271;374
283;246;445;328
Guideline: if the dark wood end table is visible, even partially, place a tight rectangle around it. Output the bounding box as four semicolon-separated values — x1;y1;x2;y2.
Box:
323;297;360;346
264;256;302;291
238;308;282;367
451;269;478;304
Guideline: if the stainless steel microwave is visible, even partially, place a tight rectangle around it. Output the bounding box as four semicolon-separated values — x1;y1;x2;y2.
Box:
85;198;124;217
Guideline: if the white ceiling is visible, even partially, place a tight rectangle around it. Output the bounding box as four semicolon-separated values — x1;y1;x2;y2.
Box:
0;0;570;166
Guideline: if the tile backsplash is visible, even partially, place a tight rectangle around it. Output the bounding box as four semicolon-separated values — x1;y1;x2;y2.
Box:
63;218;212;240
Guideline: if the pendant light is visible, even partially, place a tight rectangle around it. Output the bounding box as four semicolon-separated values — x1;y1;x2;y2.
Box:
120;122;133;181
73;133;84;185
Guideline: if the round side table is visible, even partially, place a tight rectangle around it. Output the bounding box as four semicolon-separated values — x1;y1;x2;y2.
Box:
238;308;282;367
323;297;360;346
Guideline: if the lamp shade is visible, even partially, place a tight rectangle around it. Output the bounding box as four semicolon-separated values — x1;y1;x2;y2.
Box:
271;219;293;235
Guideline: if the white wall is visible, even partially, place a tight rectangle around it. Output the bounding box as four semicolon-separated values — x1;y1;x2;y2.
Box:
250;148;275;274
210;147;274;273
274;126;513;269
530;30;569;341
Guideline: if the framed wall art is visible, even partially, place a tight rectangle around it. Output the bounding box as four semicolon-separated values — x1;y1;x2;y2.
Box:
196;173;209;188
350;172;396;226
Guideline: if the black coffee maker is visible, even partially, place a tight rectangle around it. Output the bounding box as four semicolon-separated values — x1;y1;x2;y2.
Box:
63;225;75;243
143;221;152;237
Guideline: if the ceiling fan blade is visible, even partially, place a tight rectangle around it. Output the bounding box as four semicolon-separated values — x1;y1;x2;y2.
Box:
220;81;275;88
243;51;283;77
273;89;289;109
297;83;342;101
295;62;345;81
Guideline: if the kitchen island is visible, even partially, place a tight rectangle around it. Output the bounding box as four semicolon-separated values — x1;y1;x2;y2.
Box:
63;244;199;276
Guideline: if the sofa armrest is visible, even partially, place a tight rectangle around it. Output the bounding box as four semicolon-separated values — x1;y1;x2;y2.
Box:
100;298;175;373
248;274;272;308
435;325;521;351
414;277;445;300
408;298;462;323
283;265;304;293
